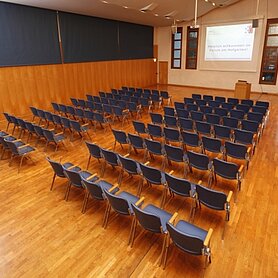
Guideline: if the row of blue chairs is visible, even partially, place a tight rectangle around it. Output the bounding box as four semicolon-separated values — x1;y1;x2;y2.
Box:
0;130;36;172
46;156;213;270
85;141;244;203
132;121;257;153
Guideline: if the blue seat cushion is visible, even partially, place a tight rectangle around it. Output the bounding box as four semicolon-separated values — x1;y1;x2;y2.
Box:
176;220;207;241
80;171;97;181
117;191;139;213
18;145;35;155
144;204;172;232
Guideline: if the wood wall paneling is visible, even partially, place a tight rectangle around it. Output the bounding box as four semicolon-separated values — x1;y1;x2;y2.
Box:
0;59;156;118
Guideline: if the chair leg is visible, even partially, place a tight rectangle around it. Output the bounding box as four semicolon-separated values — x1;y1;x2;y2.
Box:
86;155;91;170
159;233;167;267
50;173;56;191
64;182;72;201
18;155;25;173
137;178;144;196
82;191;90;213
162;234;170;269
6;122;10;131
128;217;136;245
130;220;138;248
9;154;14;166
103;204;111;229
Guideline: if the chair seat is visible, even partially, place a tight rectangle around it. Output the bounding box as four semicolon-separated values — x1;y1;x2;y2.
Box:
144;204;172;232
18;145;35;155
54;134;65;142
98;180;115;192
0;131;8;136
117;191;139;213
176;220;207;241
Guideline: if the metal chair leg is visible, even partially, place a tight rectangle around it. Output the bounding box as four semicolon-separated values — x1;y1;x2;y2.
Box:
50;174;56;191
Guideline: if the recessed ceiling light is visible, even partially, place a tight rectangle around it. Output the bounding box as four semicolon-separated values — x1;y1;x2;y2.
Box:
165;16;171;19
154;13;159;17
102;0;108;3
212;2;216;6
123;6;128;9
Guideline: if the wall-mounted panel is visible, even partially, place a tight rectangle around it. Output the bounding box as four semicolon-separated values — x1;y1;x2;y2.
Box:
0;2;61;67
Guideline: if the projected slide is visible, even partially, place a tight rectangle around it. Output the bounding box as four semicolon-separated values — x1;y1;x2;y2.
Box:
205;23;255;61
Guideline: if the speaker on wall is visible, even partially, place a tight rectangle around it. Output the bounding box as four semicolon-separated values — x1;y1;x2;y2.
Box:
252;19;259;28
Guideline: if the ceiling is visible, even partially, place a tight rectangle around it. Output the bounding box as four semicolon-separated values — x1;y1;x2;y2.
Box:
2;0;242;26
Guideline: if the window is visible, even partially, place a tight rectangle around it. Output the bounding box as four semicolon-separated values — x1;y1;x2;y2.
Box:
259;19;278;85
171;27;183;69
186;27;199;69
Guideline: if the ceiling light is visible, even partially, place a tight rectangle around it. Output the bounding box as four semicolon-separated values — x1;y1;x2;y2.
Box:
101;0;108;3
154;13;159;17
212;2;216;6
123;6;128;9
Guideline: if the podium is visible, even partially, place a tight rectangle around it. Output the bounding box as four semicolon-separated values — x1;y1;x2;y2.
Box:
234;81;251;99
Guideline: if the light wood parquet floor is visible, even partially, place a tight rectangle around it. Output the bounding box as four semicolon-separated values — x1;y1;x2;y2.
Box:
0;85;277;278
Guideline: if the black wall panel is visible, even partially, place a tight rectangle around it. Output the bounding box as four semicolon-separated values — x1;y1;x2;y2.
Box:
59;12;120;63
0;2;61;66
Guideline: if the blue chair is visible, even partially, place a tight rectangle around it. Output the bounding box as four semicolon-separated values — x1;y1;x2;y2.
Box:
42;128;66;152
200;106;213;114
60;117;72;134
84;110;95;127
0;134;23;159
85;141;102;170
164;171;193;210
195;121;211;136
255;100;269;109
17;118;28;138
236;104;250;114
127;102;141;119
150;94;162;110
147;123;164;139
186;103;198;112
222;116;239;129
224;141;250;172
37;109;47;125
241;99;253;106
193;182;232;239
208;100;221;108
30;106;39;121
138;162;166;203
46;157;80;191
230;109;245;120
132;121;147;136
86;94;93;101
24;121;37;143
212;158;243;202
52;114;63;129
227;97;239;105
9;115;20;135
51;102;60;114
215;96;225;103
184;97;194;104
241;119;260;141
164;115;178;128
139;97;151;111
150;113;163;125
179;118;194;132
174;102;185;110
186;151;212;186
75;108;86;122
33;124;47;146
130;199;173;263
112;129;129;150
118;154;140;186
164;106;175;116
196;99;206;107
63;166;96;203
70;97;79;107
190;111;204;121
70;120;91;141
164;144;187;177
206;113;220;125
44;112;55;128
102;186;139;240
94;112;111;132
112;106;129;126
176;108;189;119
234;129;256;155
100;148;120;178
78;99;86;109
163;213;213;270
164;127;181;145
5;139;35;173
213;124;232;141
214;107;228;117
161;91;172;106
222;102;235;111
203;95;213;101
128;133;145;155
181;131;201;152
202;136;223;156
192;94;201;99
247;112;264;126
3;112;13;131
58;104;68;117
66;106;76;119
144;138;166;169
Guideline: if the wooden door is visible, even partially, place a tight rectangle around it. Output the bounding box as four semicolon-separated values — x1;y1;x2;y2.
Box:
159;61;168;84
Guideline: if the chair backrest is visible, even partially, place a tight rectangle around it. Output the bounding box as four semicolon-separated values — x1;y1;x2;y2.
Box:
118;155;139;175
203;95;213;101
139;163;163;185
196;99;206;107
234;129;254;145
70;120;82;131
104;189;130;215
145;138;164;156
164;115;178;128
208;100;221;108
164;144;184;162
33;124;44;136
53;114;62;125
101;148;119;166
230;109;245;120
164;107;175;116
187;150;210;170
241;120;259;133
128;133;144;149
190;111;204;122
206;113;220;125
46;157;65;177
186;103;198;112
196;184;226;210
166;222;204;256
199;105;213;114
179;118;194;131
195;121;211;135
150;113;163;125
63;168;82;187
241;99;253;106
213;158;238;180
131;204;163;233
165;173;191;197
176;108;189;118
184;97;194;104
181;131;199;147
213;124;232;140
192;94;201;99
224;141;247;160
61;117;71;128
255;100;269;108
3;112;12;123
222;102;235;111
132;121;147;135
81;177;106;200
252;106;267;115
202;136;222;153
174;102;185;110
215;96;226;103
112;129;128;144
30;106;38;116
17;118;27;129
85;141;102;159
228;97;239;105
42;128;54;141
164;127;180;142
247;112;264;123
236;104;250;114
214;107;228;117
147;123;163;138
5;140;19;155
223;116;239;129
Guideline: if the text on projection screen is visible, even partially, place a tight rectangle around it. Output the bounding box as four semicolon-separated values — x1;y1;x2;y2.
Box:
205;23;255;61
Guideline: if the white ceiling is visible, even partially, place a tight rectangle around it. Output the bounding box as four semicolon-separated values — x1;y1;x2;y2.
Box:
1;0;242;26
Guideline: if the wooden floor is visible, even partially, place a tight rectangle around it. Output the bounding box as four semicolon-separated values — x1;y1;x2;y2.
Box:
0;85;277;278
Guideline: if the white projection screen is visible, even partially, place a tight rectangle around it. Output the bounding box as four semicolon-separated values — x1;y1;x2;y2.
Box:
199;21;263;72
205;23;255;61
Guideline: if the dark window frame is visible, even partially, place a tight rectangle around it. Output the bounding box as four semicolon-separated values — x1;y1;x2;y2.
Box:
186;27;199;70
171;27;183;69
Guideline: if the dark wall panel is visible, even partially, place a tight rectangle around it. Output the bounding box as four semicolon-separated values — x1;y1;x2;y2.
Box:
0;2;61;66
59;12;120;63
119;22;153;59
